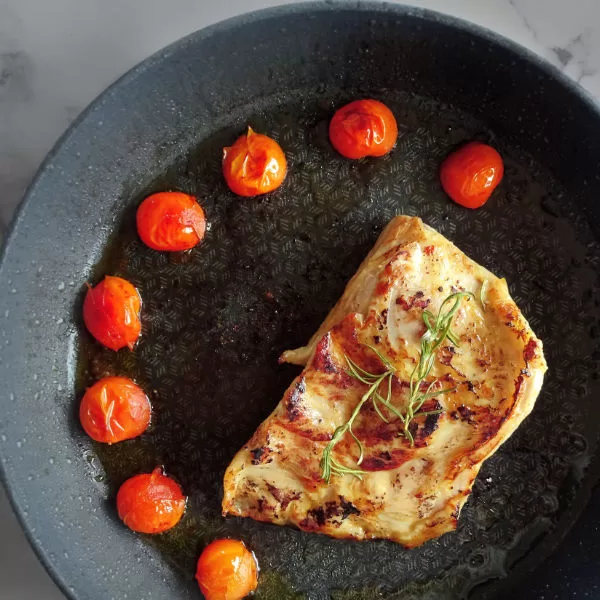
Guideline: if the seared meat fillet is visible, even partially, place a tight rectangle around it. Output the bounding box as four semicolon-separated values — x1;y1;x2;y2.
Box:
222;216;547;547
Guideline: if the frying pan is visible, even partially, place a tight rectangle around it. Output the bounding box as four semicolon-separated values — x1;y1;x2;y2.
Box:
1;3;599;599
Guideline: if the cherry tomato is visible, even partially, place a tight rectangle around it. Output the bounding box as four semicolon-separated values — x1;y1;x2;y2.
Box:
439;141;504;209
329;99;398;159
116;467;186;534
79;376;151;444
136;191;206;252
83;275;142;351
222;127;287;197
196;539;259;600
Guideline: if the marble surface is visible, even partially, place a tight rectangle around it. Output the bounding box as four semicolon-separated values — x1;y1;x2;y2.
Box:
1;0;599;598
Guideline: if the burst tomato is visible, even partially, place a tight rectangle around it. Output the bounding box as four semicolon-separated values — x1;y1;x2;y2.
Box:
196;539;259;600
116;467;186;534
440;141;504;209
222;127;287;196
136;191;206;251
83;275;141;351
79;376;150;444
329;99;398;159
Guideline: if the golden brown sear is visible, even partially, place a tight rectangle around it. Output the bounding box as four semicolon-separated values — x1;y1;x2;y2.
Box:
222;216;547;547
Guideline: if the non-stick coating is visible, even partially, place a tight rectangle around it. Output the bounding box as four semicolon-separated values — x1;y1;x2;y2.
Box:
1;4;600;600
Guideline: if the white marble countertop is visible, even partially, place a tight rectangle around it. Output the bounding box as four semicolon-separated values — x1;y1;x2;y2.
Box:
1;0;599;598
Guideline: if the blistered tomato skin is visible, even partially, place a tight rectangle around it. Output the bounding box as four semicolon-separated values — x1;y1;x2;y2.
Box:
116;467;186;534
83;275;142;351
79;377;151;444
329;99;398;159
196;538;259;600
222;127;287;197
136;192;206;251
440;141;504;209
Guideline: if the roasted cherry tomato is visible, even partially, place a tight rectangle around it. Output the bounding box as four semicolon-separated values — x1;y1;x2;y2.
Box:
136;191;206;252
83;275;142;351
329;99;398;159
439;141;504;209
196;539;259;600
79;376;151;444
116;467;186;534
222;127;287;197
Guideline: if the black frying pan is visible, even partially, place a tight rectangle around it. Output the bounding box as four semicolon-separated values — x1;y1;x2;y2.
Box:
1;3;599;599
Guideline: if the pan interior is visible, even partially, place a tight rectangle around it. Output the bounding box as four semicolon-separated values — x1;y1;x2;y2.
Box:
78;86;600;599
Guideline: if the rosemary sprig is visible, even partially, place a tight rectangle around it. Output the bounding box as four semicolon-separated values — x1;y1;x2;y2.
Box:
320;292;472;482
403;291;472;442
320;351;394;483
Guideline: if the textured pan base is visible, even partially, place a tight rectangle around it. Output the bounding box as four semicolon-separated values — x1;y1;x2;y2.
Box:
78;89;599;599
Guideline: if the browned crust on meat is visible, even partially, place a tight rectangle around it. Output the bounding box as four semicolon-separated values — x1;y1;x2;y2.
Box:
223;216;547;547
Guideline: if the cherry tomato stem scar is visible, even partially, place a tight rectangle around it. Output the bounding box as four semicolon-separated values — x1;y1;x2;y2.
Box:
196;539;259;600
329;99;398;159
116;467;186;534
440;141;504;209
79;377;151;444
136;192;206;252
222;127;287;197
83;275;142;351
